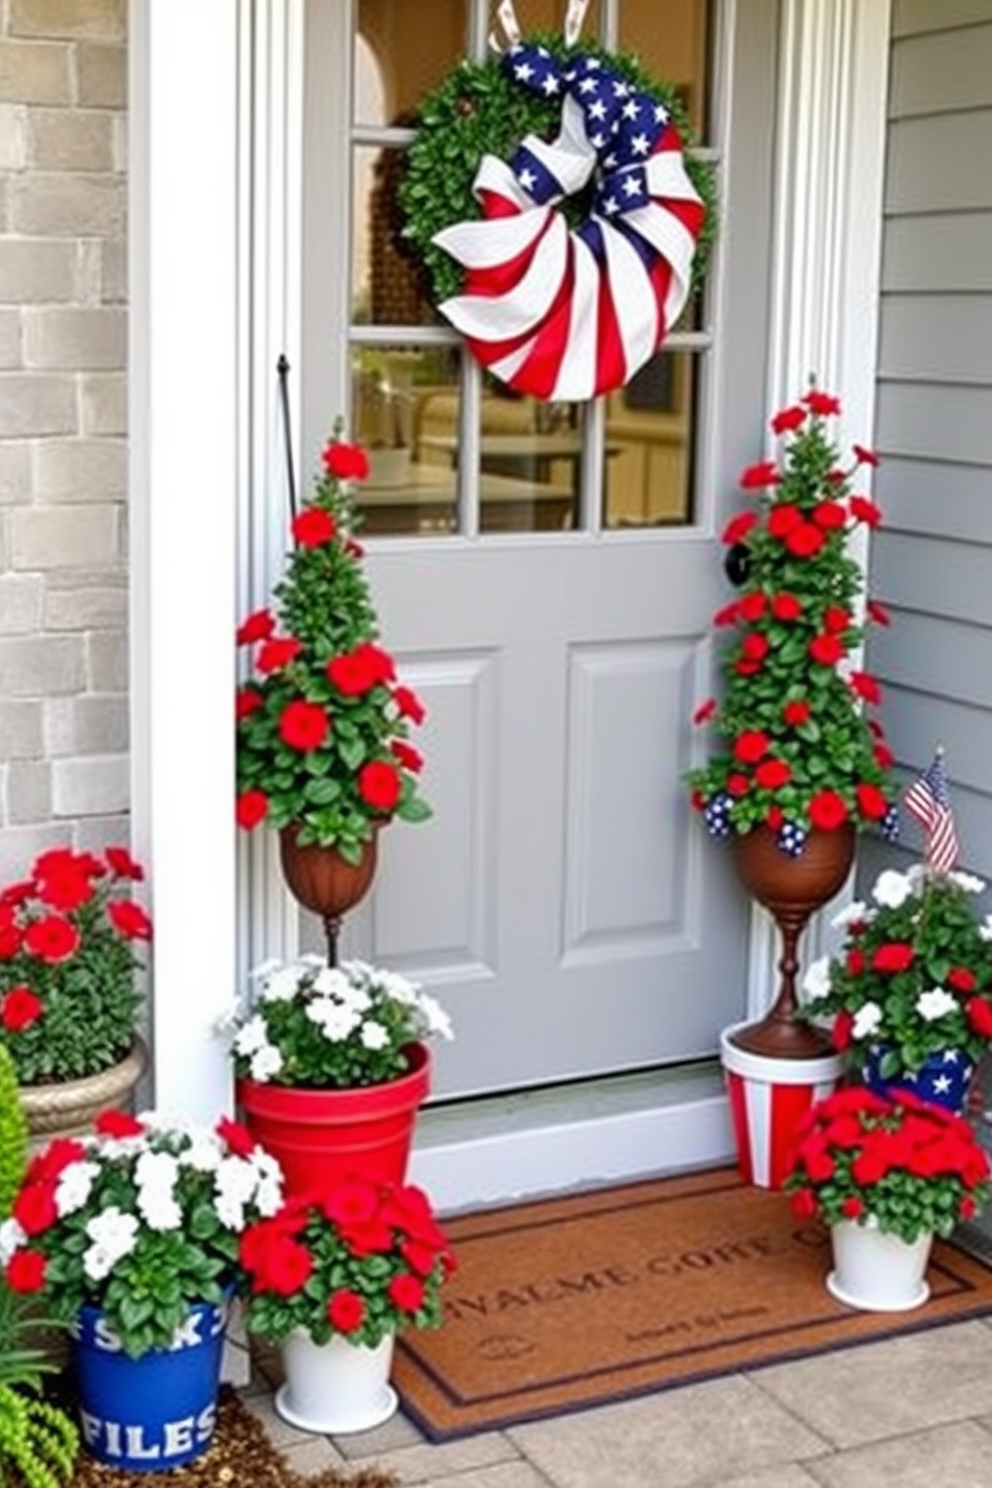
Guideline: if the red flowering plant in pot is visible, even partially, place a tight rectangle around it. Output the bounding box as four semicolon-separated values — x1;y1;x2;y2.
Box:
0;847;151;1137
235;435;432;932
687;386;899;1060
237;1175;455;1433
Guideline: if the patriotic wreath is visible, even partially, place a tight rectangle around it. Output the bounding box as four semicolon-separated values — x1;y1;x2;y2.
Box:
399;34;717;402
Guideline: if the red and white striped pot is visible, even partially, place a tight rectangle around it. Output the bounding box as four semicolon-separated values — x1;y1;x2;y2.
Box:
720;1023;842;1190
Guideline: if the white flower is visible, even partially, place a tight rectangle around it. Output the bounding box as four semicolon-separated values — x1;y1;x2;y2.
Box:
801;956;832;1002
981;915;992;944
306;998;360;1042
212;1000;243;1034
255;1178;283;1216
55;1160;100;1218
0;1217;26;1265
872;869;915;909
380;970;420;1006
136;1150;182;1231
249;1043;283;1081
84;1206;139;1280
312;966;352;998
917;986;959;1022
417;992;454;1040
257;964;308;1003
234;1015;269;1056
830;900;868;930
852;1002;883;1040
181;1130;224;1173
248;958;281;982
360;1020;390;1051
139;1187;183;1231
212;1154;259;1233
950;870;986;895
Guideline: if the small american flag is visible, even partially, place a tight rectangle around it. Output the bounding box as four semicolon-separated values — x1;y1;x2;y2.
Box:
904;748;959;873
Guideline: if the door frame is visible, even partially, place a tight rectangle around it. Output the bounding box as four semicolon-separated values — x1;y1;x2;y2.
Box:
129;0;892;1204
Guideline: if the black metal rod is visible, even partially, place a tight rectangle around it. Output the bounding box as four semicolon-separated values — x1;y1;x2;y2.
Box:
277;353;298;523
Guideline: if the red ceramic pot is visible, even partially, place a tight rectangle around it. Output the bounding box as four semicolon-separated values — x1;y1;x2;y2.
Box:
236;1042;430;1195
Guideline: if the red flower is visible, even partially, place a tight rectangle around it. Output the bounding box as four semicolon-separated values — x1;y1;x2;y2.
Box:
849;671;881;704
722;511;758;546
6;1249;46;1294
809;634;845;666
771;405;806;434
327;642;396;697
727;774;750;797
874;743;895;770
327;1289;365;1332
866;599;891;626
693;699;717;726
734;660;762;676
216;1116;256;1158
388;1273;426;1312
357;760;402;813
966;998;992;1038
733;731;769;764
872;943;915;973
771;593;803;621
790;1188;818;1220
257;637;302;675
23;915;79;964
841;1195;864;1220
13;1182;58;1236
755;758;791;790
236;789;269;831
25;1138;86;1185
323;1178;380;1228
737;592;767;622
740;633;770;663
766;806;784;830
389;739;424;773
740;461;781;490
713;601;739;627
236;687;264;722
108;899;153;941
846;947;865;975
784;523;826;557
392;687;426;725
812;501;846;530
767;505;801;537
35;865;94;913
104;846;144;881
961;1195;978;1219
802;390;841;416
291;507;336;548
856;783;888;821
0;985;43;1032
95;1109;145;1139
783;700;811;727
0;923;21;959
853;444;880;467
279;700;329;752
948;968;976;994
236;609;275;646
809;791;848;831
401;1239;440;1277
849;496;882;527
323;441;370;481
824;607;851;634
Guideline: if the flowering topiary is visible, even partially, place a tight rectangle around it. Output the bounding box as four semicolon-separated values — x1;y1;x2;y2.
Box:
230;957;453;1089
238;1175;454;1349
688;387;898;856
0;1111;284;1358
785;1085;992;1244
235;436;431;862
0;847;151;1085
801;865;992;1080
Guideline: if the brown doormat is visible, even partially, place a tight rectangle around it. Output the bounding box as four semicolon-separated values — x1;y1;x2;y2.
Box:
59;1386;397;1488
393;1166;992;1439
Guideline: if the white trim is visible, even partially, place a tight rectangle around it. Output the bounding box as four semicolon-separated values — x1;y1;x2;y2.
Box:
129;0;241;1119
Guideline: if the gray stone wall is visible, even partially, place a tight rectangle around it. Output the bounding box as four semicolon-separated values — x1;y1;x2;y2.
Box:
0;0;128;877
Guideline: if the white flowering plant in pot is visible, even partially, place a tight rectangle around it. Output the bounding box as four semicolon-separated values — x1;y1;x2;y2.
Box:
230;957;453;1089
0;1110;283;1358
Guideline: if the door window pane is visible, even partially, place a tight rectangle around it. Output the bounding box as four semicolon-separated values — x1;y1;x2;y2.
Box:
352;145;436;326
619;0;710;135
604;353;697;527
354;0;465;127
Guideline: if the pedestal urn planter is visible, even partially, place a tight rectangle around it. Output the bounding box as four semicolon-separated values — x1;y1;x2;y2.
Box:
278;826;379;966
729;823;856;1058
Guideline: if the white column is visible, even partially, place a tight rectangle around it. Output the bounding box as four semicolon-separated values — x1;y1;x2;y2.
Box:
129;0;241;1119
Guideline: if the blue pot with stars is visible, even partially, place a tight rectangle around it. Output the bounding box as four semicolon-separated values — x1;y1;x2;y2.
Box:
861;1044;975;1114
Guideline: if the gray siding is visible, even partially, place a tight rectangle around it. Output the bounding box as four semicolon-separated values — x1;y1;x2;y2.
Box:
864;0;992;883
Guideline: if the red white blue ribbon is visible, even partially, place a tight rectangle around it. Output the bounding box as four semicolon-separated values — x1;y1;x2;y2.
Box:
432;45;706;402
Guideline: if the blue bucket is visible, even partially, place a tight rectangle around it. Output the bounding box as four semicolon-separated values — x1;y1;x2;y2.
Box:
862;1044;975;1114
71;1297;229;1472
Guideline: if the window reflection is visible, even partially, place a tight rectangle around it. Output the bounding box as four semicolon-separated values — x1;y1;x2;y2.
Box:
604;353;697;527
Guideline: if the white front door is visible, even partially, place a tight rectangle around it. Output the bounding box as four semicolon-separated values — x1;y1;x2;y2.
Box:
298;0;780;1101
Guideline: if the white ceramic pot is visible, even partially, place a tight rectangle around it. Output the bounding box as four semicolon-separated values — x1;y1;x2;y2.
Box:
275;1331;397;1434
720;1023;842;1189
827;1217;933;1312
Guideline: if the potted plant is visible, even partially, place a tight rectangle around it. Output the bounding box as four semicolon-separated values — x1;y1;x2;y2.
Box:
801;862;992;1112
235;434;432;959
784;1085;992;1311
230;956;454;1194
0;1109;284;1472
238;1174;454;1433
0;846;152;1144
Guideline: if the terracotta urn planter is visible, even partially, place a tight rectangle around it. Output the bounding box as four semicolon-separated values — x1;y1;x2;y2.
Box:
729;823;855;1058
278;826;379;965
19;1038;147;1151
